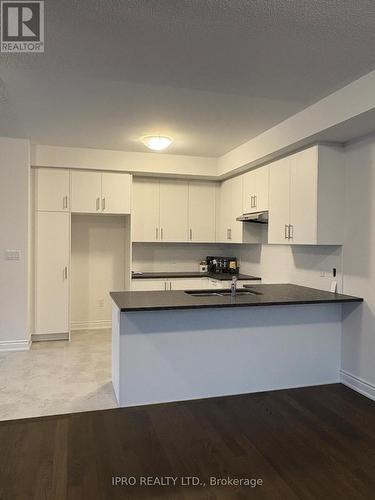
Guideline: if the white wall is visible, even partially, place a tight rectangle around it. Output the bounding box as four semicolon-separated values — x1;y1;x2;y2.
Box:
71;215;128;330
341;135;375;396
0;137;30;349
237;244;343;291
132;243;239;273
132;242;343;292
32;145;218;179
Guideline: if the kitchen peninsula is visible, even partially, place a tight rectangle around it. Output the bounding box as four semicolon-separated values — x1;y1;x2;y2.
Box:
110;284;362;407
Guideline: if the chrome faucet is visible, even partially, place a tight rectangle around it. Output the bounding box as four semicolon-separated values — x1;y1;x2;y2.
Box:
231;275;237;297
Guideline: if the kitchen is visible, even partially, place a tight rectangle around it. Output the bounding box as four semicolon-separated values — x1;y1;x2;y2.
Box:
1;2;375;498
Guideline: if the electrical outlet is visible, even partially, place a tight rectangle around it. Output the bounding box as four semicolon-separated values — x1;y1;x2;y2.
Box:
320;270;326;277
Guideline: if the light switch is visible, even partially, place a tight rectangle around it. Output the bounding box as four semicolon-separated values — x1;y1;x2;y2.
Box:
5;250;20;261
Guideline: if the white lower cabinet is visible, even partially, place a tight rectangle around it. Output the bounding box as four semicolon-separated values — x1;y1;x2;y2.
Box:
35;212;70;335
131;279;167;291
169;278;207;290
208;278;261;288
131;277;208;291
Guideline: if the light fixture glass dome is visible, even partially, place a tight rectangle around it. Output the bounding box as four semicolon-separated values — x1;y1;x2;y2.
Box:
142;135;173;151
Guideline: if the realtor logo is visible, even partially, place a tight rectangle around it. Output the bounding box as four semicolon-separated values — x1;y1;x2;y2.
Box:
1;1;44;52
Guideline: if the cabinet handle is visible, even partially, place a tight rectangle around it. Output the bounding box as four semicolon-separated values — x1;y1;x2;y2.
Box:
161;228;163;240
289;224;293;240
96;197;100;211
227;228;232;240
170;282;172;290
254;195;257;208
285;224;288;239
156;227;159;240
189;228;192;241
63;266;68;280
102;197;106;211
164;281;167;291
63;195;68;209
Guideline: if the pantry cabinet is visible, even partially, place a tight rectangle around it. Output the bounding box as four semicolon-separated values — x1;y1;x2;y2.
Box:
268;145;344;245
242;165;269;214
35;168;70;212
71;170;131;214
35;212;70;336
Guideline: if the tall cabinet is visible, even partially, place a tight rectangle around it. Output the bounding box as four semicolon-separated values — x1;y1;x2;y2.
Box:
34;167;132;340
35;168;71;338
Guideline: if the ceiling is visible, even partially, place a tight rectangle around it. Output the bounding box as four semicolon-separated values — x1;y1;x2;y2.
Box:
1;0;375;157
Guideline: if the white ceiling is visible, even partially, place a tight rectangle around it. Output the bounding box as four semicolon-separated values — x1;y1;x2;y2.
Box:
1;0;375;157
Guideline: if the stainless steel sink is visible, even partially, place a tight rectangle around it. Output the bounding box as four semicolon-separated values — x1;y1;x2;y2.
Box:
185;289;262;297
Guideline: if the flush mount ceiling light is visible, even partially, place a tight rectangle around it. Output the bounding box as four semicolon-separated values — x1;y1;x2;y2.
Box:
141;135;173;151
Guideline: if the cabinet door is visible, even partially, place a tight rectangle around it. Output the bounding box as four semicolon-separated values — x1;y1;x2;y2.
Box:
101;172;131;215
132;178;160;242
159;180;189;242
290;148;318;244
268;157;291;244
169;278;206;290
217;179;232;242
131;279;166;291
230;176;244;243
71;170;102;213
35;212;70;334
36;168;70;212
242;170;257;214
255;165;269;212
188;182;216;242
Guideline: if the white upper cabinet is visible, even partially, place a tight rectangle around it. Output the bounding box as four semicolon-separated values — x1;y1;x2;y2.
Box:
188;182;216;243
159;180;189;242
289;147;318;244
71;171;131;214
242;165;269;214
217;176;243;243
268;157;291;244
268;145;344;245
71;170;102;213
132;178;160;242
35;168;70;212
132;178;216;243
101;172;131;214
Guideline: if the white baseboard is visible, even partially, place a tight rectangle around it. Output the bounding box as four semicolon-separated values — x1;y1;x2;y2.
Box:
340;370;375;401
31;332;69;342
0;339;31;352
70;320;111;331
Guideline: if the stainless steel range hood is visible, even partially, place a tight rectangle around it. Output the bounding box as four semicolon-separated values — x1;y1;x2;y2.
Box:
236;211;269;224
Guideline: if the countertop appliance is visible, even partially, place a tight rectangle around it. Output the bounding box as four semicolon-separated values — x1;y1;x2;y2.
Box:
236;211;268;224
206;256;238;274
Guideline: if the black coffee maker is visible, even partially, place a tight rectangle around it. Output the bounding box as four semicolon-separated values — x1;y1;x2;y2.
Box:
206;256;238;274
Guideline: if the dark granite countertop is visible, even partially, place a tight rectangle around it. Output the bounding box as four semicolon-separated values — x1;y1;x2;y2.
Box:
110;284;363;312
131;271;261;281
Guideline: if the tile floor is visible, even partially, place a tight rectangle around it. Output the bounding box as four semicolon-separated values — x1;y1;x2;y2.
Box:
0;329;117;421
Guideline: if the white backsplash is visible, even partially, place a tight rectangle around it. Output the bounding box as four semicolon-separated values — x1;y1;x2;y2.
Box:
132;242;343;292
132;243;238;273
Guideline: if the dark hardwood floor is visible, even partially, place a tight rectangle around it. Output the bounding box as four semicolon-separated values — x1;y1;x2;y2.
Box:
1;384;375;499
